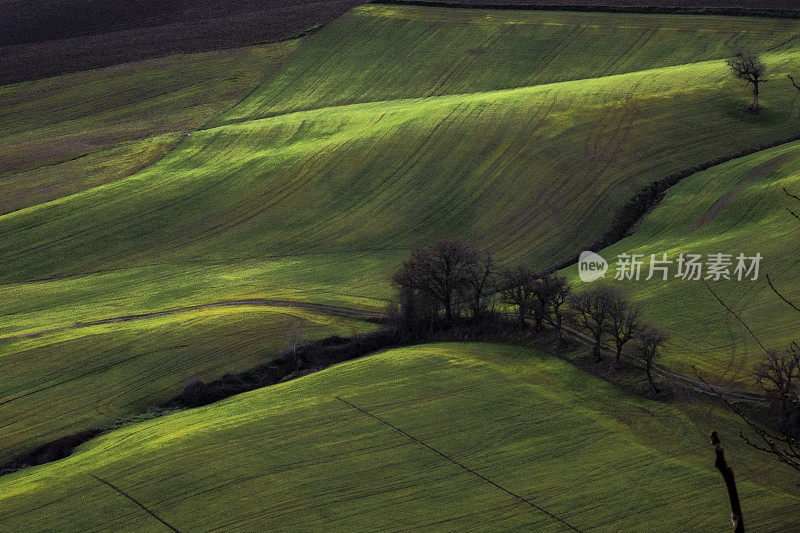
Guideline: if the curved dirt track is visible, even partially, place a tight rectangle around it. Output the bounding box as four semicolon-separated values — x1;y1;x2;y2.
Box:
0;299;382;343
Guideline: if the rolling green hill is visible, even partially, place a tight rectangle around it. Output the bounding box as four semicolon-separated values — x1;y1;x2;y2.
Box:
0;41;297;214
0;343;797;531
0;305;374;464
217;5;800;123
563;139;800;387
3;4;800;460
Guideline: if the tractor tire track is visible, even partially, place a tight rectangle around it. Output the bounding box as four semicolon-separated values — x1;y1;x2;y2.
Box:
335;396;584;532
0;299;381;344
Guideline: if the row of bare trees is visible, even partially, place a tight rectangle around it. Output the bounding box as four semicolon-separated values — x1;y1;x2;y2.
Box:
391;239;666;391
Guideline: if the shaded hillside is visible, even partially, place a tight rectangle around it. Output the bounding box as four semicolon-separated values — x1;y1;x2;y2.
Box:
0;42;297;213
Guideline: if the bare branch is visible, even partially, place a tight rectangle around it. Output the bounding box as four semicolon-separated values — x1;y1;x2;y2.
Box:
702;280;769;357
710;431;745;533
766;274;800;314
696;370;800;472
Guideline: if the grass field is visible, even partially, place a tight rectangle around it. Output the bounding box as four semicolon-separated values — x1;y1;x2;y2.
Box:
0;343;797;531
3;4;800;462
0;41;297;212
563;140;800;387
218;5;800;122
0;305;374;464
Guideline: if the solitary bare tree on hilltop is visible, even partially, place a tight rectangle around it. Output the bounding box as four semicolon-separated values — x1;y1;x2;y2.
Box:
727;50;767;112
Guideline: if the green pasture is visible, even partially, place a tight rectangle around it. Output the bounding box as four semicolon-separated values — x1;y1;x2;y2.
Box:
564;140;800;387
219;4;800;121
0;343;796;531
0;305;374;463
2;4;800;461
0;41;297;213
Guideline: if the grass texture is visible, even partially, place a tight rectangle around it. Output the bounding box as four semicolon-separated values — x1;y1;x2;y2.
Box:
0;343;797;531
563;140;800;387
3;5;800;456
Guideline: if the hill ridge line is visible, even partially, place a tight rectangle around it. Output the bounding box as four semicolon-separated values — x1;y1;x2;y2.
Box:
211;53;761;130
368;0;800;19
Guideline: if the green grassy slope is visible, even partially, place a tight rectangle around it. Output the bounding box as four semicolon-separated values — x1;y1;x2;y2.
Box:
0;305;374;464
3;5;800;459
563;140;800;386
3;48;800;328
218;4;800;122
0;41;297;213
0;343;796;531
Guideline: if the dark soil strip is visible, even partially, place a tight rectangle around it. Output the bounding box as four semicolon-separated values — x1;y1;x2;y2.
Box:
0;1;365;85
370;0;800;19
335;395;584;532
90;474;181;532
548;133;800;273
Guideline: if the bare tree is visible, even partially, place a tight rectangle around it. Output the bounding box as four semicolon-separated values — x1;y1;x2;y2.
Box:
637;325;666;393
571;286;616;362
607;294;641;366
501;266;537;328
529;273;554;333
393;238;480;323
727;50;767;112
755;349;800;437
700;278;800;475
548;275;571;345
466;252;496;320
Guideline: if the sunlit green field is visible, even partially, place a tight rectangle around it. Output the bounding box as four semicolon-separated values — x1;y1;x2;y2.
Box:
0;41;297;213
1;343;797;531
564;140;800;387
3;4;800;462
0;305;374;463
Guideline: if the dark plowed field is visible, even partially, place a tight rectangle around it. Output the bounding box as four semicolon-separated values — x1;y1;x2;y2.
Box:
0;0;364;84
3;0;798;84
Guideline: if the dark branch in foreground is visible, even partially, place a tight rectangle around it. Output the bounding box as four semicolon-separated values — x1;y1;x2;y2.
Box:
784;187;800;222
697;373;800;473
701;281;769;356
767;274;800;314
710;431;745;533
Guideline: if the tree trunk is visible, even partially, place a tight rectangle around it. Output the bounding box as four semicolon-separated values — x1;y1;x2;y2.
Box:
646;362;659;393
751;82;759;111
444;295;452;323
593;336;602;362
615;342;623;365
518;306;526;328
556;316;564;344
710;431;745;533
